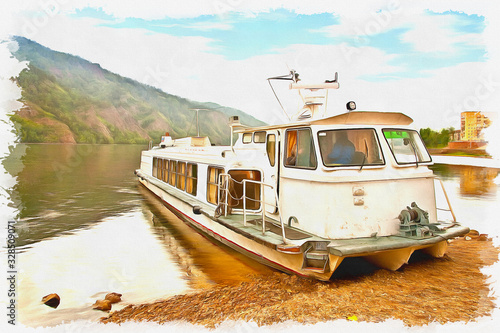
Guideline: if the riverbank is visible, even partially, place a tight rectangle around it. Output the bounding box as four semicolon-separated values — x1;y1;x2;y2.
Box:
428;148;489;157
101;234;499;328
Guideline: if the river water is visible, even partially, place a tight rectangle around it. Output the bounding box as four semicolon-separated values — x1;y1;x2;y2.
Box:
2;144;499;328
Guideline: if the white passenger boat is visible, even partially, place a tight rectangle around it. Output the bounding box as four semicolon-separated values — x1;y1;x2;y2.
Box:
135;71;469;280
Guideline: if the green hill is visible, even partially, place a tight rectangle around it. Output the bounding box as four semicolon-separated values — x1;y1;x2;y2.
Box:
9;36;265;145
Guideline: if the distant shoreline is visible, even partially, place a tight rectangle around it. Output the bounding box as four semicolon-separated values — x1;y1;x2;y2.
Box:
12;142;150;146
427;147;490;157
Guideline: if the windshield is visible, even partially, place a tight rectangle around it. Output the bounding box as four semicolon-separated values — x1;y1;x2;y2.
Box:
317;129;384;167
383;129;432;164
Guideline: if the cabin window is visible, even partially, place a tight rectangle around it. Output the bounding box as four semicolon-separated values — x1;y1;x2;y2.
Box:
157;158;163;180
254;131;266;143
159;159;165;181
157;158;162;180
284;128;317;169
169;160;177;186
383;129;432;164
228;170;261;210
162;159;169;182
207;166;224;204
176;162;187;191
318;129;384;167
242;133;252;144
266;134;276;167
152;157;158;178
186;163;198;195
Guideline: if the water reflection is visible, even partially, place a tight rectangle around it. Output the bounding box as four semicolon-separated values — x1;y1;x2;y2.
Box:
430;164;500;236
431;164;499;198
140;186;274;286
18;210;190;327
17;185;273;327
3;144;146;246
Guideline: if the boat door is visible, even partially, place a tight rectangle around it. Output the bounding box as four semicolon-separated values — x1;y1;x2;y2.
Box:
262;130;280;214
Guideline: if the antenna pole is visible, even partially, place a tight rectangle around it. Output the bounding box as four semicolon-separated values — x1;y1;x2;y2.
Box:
189;108;211;137
196;109;199;137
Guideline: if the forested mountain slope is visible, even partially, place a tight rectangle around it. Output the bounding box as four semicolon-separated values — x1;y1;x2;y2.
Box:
10;36;265;144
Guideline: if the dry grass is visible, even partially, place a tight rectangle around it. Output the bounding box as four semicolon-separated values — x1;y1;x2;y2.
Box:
101;236;499;328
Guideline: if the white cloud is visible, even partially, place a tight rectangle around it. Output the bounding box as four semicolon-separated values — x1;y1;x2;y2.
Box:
74;0;394;19
2;0;496;20
401;14;481;54
315;2;406;39
182;21;233;31
359;62;497;129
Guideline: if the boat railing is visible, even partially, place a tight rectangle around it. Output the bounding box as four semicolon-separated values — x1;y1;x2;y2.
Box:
434;177;457;222
217;173;289;244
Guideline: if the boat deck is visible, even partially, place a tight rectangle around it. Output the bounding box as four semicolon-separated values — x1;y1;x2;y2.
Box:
326;226;469;256
213;214;317;247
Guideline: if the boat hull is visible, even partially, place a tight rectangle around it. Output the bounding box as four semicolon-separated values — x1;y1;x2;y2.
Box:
363;240;447;271
137;174;468;280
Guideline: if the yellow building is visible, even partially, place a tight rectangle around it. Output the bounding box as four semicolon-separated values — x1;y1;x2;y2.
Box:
460;111;491;141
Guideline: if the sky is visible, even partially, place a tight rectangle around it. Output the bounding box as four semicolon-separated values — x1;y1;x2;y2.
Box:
1;0;500;130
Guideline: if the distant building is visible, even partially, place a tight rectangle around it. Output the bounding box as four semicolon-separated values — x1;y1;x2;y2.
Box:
460;111;491;141
448;111;493;149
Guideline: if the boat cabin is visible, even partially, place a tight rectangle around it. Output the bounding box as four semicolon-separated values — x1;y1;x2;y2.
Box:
141;110;438;242
228;111;436;240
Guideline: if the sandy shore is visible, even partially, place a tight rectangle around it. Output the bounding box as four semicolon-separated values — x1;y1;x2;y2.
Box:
101;235;499;328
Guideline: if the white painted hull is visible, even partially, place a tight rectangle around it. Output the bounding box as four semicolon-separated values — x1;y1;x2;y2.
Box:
138;175;463;281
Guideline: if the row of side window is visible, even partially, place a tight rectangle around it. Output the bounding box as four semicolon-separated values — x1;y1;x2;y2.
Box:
152;157;198;196
242;131;266;144
152;158;226;205
242;131;276;167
